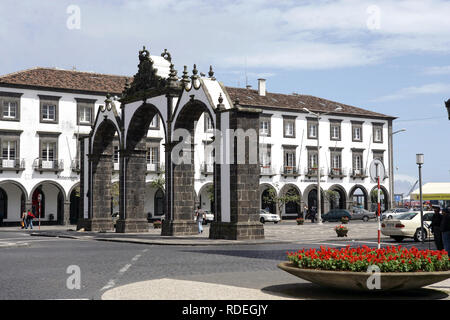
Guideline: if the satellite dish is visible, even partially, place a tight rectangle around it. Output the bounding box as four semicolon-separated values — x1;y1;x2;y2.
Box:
369;159;386;183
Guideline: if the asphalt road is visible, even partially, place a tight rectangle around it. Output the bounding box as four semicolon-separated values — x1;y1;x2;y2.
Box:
0;229;444;300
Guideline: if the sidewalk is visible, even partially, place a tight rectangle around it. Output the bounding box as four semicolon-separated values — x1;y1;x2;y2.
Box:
1;220;395;246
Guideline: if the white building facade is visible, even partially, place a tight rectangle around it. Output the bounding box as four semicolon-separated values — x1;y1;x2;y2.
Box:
0;66;395;225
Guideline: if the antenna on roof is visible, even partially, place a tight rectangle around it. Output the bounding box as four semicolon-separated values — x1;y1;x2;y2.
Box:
244;56;248;88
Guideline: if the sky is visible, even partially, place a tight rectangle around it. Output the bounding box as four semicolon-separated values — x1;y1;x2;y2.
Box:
0;0;449;195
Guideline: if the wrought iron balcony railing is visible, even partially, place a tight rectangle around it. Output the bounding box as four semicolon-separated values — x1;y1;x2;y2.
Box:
281;165;300;177
33;159;64;174
260;165;276;177
0;158;25;173
350;168;368;179
304;167;325;178
329;167;347;179
71;159;80;173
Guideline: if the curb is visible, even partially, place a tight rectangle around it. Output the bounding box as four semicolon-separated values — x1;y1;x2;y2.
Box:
30;232;294;246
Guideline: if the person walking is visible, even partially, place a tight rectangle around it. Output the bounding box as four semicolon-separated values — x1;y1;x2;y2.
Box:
430;205;444;250
21;210;27;229
195;206;204;234
441;207;450;252
25;210;35;230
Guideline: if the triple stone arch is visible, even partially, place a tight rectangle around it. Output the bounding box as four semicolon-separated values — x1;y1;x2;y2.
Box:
78;58;264;240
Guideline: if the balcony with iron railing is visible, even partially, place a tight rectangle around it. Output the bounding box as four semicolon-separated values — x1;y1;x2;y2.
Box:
201;163;214;176
33;158;64;174
329;167;347;179
304;167;325;178
260;164;276;177
0;158;25;173
71;159;80;174
350;168;368;179
281;165;301;177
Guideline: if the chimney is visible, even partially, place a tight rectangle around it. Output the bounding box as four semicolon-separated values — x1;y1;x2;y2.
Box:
246;85;252;90
258;78;266;96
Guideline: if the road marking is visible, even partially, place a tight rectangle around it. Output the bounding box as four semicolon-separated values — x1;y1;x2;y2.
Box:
119;264;132;273
100;249;147;292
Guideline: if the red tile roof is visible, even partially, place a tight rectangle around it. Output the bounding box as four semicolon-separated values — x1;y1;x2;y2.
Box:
0;67;393;119
0;67;131;95
225;87;394;119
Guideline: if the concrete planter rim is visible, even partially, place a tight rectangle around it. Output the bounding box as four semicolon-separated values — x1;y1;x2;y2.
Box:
278;262;450;277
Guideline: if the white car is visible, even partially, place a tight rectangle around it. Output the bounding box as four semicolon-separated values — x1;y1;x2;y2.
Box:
259;209;280;224
203;211;214;225
381;208;411;220
381;211;434;242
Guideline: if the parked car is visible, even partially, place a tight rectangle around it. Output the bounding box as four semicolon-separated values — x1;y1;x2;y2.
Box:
322;209;352;222
259;209;280;224
202;210;214;225
381;211;434;242
381;208;411;220
351;208;377;222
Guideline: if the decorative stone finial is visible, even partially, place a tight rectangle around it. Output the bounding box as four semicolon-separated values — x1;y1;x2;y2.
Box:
181;65;190;84
208;65;215;80
192;64;198;77
218;93;223;104
161;49;172;62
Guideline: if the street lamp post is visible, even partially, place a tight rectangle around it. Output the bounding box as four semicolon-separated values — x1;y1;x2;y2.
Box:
390;128;406;209
416;153;424;244
303;106;342;224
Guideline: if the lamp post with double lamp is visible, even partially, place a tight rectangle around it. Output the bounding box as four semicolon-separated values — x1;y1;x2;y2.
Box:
303;106;343;224
416;153;424;244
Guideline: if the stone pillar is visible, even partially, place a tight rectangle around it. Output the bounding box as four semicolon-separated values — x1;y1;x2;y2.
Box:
162;160;198;235
210;107;264;240
116;149;149;233
63;201;71;226
87;154;114;232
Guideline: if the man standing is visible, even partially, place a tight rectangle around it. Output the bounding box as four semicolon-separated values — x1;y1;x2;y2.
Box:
430;205;444;250
441;208;450;252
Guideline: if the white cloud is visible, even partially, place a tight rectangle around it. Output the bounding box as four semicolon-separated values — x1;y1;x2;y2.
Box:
373;83;450;102
1;0;450;75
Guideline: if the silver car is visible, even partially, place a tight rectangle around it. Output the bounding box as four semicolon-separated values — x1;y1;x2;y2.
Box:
351;208;377;222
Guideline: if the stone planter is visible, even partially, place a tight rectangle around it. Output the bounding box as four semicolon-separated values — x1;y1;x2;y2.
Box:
336;229;348;237
278;262;450;291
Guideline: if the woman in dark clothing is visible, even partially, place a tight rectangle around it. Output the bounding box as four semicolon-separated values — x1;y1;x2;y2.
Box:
441;208;450;252
430;206;444;250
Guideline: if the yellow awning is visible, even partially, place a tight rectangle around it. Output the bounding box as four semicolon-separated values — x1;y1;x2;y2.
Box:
410;183;450;200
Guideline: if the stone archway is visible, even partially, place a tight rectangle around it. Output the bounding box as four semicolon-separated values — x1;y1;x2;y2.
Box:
348;184;369;210
260;183;276;214
303;184;324;215
279;184;301;218
370;185;390;212
328;184;347;210
29;181;66;225
165;99;216;235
